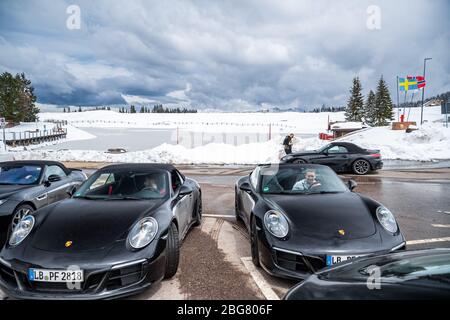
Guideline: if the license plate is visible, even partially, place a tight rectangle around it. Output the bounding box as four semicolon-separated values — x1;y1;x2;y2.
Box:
326;255;361;266
28;268;84;282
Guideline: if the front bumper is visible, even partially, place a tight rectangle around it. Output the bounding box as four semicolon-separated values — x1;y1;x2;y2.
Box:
256;227;405;280
0;250;167;300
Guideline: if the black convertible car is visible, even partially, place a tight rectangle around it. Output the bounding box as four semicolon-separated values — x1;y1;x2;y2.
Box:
235;163;405;279
0;163;202;299
284;248;450;300
280;142;383;175
0;160;87;246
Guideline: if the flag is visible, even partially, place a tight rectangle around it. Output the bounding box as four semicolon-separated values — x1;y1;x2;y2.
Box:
416;75;426;89
399;77;418;91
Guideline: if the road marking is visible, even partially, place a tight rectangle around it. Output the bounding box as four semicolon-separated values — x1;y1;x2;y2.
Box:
431;224;450;228
407;237;450;245
241;257;280;300
202;214;235;219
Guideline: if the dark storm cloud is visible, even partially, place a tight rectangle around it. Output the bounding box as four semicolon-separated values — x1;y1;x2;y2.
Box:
0;0;448;109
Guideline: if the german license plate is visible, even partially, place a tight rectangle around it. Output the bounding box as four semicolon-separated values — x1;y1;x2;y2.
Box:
326;255;361;266
28;268;84;282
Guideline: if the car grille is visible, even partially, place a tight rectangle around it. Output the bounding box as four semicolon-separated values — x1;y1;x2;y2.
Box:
274;249;326;273
0;264;16;287
0;261;147;295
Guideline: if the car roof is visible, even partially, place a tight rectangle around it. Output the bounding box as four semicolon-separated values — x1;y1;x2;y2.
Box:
329;141;363;152
99;163;177;172
257;163;332;169
0;160;66;168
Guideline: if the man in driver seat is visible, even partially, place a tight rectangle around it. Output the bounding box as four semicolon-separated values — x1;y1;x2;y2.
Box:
292;169;321;191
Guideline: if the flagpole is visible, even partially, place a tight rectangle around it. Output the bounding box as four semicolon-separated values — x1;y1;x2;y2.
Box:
396;76;400;122
403;91;407;117
407;91;415;122
420;58;432;125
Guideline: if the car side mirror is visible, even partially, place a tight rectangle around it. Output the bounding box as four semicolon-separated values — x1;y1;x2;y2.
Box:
348;179;357;191
48;174;62;183
44;174;61;187
179;185;193;196
239;182;252;192
67;185;77;197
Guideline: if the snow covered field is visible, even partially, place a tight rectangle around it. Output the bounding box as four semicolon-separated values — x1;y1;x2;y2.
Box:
3;106;449;164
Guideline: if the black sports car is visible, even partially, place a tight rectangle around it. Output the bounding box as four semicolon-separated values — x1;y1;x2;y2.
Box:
0;160;87;246
235;163;405;280
0;163;202;299
284;248;450;300
280;142;383;175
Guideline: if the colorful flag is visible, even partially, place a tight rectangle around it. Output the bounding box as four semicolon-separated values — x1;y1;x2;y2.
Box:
416;75;426;89
399;77;418;91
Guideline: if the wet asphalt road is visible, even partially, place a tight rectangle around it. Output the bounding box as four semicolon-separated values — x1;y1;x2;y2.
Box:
2;166;450;300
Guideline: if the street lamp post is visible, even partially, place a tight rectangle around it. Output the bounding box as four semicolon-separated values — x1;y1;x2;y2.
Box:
420;57;432;125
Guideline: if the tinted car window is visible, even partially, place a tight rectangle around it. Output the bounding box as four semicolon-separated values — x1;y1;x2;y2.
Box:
45;165;67;179
328;146;348;153
0;165;43;185
171;171;183;191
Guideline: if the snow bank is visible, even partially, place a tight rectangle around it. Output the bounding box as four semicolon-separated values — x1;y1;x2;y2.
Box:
339;124;450;161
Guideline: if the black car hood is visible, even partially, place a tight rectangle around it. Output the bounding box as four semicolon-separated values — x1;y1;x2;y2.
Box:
31;198;164;252
0;184;33;198
264;192;376;240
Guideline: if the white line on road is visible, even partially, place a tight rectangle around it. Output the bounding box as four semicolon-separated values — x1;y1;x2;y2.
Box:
241;257;280;300
407;237;450;245
431;224;450;228
202;214;235;219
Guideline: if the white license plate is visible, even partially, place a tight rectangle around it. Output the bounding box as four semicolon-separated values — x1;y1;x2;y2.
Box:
326;255;361;266
28;268;84;282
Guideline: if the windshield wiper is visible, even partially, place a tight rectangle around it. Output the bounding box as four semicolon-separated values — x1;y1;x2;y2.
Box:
106;196;144;200
305;191;343;195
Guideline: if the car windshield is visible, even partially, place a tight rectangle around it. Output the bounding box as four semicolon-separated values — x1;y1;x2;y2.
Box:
260;165;348;194
322;252;450;284
370;253;450;281
0;165;43;185
74;170;169;200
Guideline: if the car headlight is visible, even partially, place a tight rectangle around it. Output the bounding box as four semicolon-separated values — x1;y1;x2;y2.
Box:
376;206;398;233
264;210;289;238
9;215;35;246
127;217;158;249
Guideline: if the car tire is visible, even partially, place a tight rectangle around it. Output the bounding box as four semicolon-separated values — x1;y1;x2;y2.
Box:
193;195;202;227
250;217;261;267
164;222;180;279
352;159;371;175
293;159;306;164
10;204;34;233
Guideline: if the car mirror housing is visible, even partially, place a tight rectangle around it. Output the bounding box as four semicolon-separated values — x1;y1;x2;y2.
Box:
67;185;77;197
348;179;357;191
179;185;193;196
239;182;252;192
47;175;62;183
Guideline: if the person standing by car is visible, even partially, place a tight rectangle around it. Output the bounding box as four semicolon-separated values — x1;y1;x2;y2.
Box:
283;133;294;154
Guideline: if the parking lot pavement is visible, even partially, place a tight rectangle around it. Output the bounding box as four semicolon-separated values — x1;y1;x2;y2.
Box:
1;165;449;300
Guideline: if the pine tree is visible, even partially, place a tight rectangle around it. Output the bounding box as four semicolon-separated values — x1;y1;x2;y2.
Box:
363;90;376;125
345;77;364;121
0;72;39;122
63;108;66;113
78;106;82;112
373;76;394;126
130;105;136;113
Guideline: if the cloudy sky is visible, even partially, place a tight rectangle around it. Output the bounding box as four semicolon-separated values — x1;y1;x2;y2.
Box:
0;0;448;110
